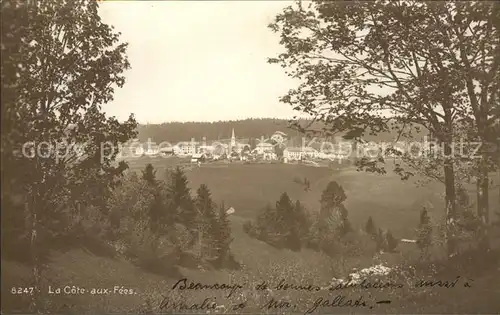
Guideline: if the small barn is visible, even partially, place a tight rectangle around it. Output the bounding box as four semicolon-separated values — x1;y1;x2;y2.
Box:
191;153;206;163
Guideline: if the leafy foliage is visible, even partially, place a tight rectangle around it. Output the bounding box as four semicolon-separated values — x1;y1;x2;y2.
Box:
244;193;310;251
1;2;138;309
268;0;500;255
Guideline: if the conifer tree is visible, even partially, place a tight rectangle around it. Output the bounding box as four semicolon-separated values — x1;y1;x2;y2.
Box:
166;167;197;243
149;193;164;234
385;230;399;252
319;181;347;220
255;203;276;241
275;192;296;248
142;163;158;186
214;202;232;266
275;192;294;227
195;184;217;258
319;181;351;241
365;216;377;238
141;164;163;233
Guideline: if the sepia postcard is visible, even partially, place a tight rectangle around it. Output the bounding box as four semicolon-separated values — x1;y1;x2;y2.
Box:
1;0;500;314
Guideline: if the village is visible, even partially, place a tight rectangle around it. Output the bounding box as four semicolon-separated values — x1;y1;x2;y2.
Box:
120;129;365;165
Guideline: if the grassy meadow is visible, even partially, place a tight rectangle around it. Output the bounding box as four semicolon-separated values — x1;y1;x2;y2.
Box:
126;156;471;237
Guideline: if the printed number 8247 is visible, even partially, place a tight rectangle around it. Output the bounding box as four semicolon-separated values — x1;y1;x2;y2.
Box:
11;287;35;294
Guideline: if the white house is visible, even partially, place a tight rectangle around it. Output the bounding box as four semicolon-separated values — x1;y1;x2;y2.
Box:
263;151;277;160
173;141;197;156
255;142;274;154
284;147;303;160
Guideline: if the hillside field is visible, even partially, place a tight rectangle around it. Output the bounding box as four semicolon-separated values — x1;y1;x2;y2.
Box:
125;156;498;237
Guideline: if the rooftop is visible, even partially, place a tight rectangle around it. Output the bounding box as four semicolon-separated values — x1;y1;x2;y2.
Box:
257;142;274;147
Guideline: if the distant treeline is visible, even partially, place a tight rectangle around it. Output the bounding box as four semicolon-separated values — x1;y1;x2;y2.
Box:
136;118;300;143
137;118;427;143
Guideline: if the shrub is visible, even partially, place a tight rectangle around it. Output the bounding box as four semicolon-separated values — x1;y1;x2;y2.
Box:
385;230;399;252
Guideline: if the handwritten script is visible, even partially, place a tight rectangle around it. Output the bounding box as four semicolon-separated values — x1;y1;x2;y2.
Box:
157;276;473;313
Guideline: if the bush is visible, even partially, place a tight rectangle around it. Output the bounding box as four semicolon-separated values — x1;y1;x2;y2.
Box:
385;230;399;252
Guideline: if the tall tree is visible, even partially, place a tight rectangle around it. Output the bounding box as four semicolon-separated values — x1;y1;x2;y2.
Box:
275;192;295;225
385;230;399;252
1;0;137;311
319;181;348;237
268;1;499;255
319;181;347;220
195;184;218;258
274;192;295;247
214;202;232;267
166;167;197;241
140;164;165;234
365;216;377;238
142;163;158;186
316;181;349;255
254;203;277;241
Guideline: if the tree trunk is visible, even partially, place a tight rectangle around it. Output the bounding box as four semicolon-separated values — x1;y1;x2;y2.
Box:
443;141;457;257
477;152;490;251
497;131;500;222
28;195;41;314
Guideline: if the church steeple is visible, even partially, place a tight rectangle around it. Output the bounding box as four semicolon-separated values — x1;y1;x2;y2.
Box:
231;128;236;146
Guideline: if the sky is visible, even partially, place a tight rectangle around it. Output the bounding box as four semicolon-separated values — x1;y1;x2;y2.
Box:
98;1;302;124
